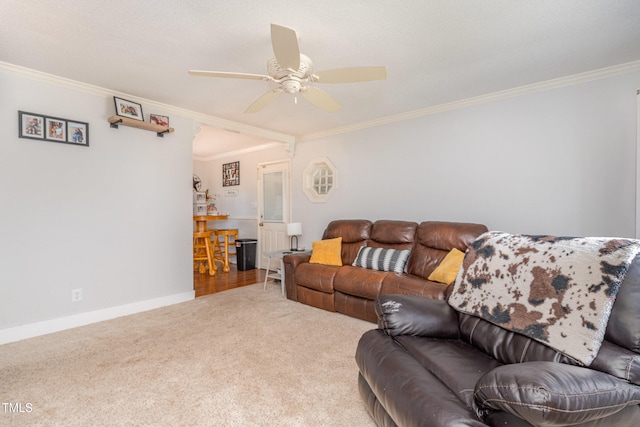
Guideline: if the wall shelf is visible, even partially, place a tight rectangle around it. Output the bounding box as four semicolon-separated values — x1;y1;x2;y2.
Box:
108;115;174;137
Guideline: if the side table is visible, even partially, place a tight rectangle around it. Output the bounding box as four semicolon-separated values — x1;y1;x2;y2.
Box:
263;249;310;295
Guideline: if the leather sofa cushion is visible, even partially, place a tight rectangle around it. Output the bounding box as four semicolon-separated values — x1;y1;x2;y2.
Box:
381;273;449;300
406;222;489;279
396;335;502;411
406;246;448;280
459;313;575;365
589;340;640;385
356;329;487;426
322;219;372;265
296;263;339;293
370;220;417;244
475;362;640;426
606;253;640;352
459;308;640;386
419;221;489;251
334;266;388;299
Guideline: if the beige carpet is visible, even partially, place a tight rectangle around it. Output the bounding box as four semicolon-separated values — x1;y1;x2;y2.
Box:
0;283;377;426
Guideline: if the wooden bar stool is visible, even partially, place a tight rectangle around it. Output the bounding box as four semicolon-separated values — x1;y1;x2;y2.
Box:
213;229;238;272
193;230;216;276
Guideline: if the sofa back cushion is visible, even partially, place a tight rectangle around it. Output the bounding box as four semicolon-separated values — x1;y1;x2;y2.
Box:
322;219;372;265
459;313;576;365
606;254;640;352
406;221;488;280
368;220;417;251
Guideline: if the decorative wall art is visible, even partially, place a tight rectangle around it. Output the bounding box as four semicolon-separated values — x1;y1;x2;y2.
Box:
46;117;66;142
67;121;89;145
222;161;240;186
18;112;44;140
113;96;144;121
19;111;89;147
150;114;169;126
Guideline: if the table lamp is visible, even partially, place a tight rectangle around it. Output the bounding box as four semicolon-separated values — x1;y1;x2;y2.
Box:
287;222;302;251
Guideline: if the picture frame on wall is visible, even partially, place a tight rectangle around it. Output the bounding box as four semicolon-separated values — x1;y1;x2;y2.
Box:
113;96;144;121
45;117;67;142
222;161;240;187
18;111;89;147
150;114;169;127
18;111;45;140
67;121;89;146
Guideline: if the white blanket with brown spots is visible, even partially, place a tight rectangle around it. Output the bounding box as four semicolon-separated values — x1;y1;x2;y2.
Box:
449;231;640;365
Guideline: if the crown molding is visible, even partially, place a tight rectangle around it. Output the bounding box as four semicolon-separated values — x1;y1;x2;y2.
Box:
3;60;639;146
193;141;285;161
0;61;295;144
297;60;640;142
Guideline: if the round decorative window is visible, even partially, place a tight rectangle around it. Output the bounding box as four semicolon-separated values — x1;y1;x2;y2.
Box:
303;157;337;202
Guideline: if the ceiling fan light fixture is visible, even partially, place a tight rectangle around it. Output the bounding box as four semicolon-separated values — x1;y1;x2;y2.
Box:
281;79;301;94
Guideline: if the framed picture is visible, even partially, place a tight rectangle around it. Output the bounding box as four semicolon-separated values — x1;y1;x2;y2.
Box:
18;111;45;140
150;114;169;127
222;161;240;187
67;121;89;146
45;117;67;142
113;96;144;121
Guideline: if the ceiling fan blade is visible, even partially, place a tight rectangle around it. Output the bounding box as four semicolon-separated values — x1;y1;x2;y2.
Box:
188;70;271;81
314;66;387;83
245;90;283;113
270;24;300;71
300;87;342;113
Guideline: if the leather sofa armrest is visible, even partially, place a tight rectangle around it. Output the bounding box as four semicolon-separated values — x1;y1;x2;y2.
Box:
375;294;459;338
474;361;640;426
283;253;311;301
283;252;311;268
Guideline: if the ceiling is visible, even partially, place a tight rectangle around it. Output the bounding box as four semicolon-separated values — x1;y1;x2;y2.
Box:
3;1;640;158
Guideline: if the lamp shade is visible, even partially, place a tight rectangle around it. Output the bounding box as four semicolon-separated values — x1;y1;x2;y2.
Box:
287;222;302;236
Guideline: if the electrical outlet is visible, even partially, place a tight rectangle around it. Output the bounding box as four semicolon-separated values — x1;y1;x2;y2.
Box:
71;288;82;302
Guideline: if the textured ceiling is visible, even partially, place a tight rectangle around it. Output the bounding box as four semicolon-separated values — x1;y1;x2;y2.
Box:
2;1;640;158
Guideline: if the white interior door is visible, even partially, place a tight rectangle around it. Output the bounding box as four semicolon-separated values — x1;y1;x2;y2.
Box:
258;160;291;269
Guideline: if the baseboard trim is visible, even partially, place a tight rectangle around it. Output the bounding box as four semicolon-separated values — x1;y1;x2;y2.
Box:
0;291;195;345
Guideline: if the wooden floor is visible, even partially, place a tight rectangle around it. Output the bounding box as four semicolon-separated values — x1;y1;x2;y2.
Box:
194;264;268;297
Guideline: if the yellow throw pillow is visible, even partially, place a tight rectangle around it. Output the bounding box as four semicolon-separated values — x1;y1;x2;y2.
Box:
428;248;466;285
309;237;343;266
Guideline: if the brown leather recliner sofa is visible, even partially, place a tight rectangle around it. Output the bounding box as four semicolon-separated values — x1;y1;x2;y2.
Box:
283;219;488;322
356;234;640;426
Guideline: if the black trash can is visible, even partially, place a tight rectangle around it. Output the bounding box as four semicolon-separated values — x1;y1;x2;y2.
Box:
235;239;257;271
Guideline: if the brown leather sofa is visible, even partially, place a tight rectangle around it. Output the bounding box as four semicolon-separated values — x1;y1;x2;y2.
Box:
283;219;488;322
355;256;640;426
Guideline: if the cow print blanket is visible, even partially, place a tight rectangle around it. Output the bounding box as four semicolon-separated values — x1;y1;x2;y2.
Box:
448;231;640;365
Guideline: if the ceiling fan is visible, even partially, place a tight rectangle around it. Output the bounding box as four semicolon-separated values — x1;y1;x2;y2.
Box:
188;24;387;113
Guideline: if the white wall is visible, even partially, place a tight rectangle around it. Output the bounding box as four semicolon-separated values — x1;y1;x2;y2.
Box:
291;71;640;248
0;70;194;336
2;65;638;339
